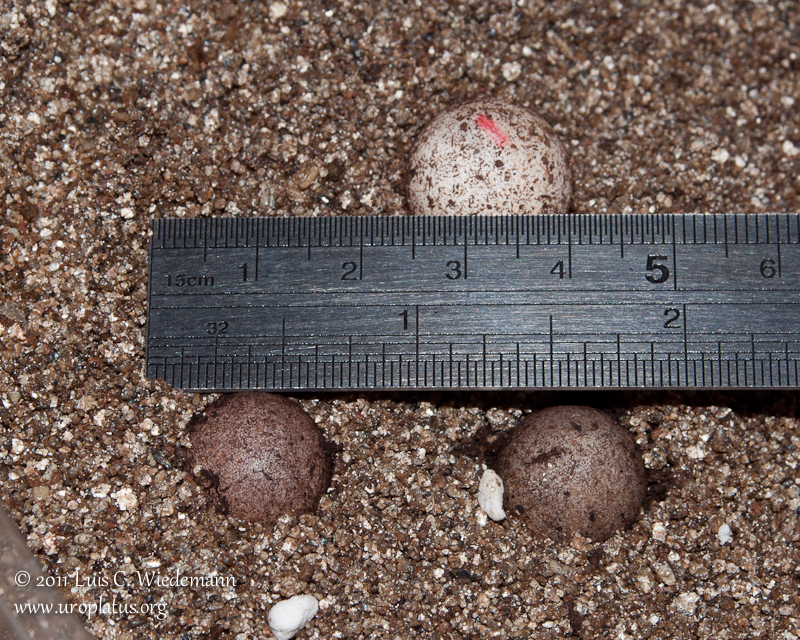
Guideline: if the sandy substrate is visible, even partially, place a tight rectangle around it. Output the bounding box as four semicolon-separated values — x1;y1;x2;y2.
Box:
1;0;799;638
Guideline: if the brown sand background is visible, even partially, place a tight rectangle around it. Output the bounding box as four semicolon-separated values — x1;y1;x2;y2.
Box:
1;0;799;638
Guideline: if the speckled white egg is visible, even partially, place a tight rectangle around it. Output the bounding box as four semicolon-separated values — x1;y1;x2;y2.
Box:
407;98;572;216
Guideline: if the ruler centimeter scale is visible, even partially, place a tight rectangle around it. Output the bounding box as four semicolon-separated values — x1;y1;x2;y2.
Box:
146;213;800;391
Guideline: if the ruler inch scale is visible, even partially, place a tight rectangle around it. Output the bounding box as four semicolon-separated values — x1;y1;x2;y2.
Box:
146;213;800;391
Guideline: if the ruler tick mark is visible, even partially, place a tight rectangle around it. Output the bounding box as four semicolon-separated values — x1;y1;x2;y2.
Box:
672;217;678;291
482;334;487;387
724;215;729;257
415;305;420;388
549;316;554;386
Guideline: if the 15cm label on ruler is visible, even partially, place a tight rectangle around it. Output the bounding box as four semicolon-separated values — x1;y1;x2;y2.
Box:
146;213;800;391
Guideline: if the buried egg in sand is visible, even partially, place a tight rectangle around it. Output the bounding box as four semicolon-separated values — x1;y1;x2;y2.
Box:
494;406;646;542
188;393;334;526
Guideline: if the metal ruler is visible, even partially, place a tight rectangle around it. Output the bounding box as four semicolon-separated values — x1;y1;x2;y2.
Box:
146;214;800;391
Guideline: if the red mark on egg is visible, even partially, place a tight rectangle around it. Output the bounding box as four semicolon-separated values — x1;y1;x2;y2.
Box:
475;114;508;148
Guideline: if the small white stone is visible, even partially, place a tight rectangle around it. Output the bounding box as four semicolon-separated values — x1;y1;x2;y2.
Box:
203;108;220;133
477;469;506;521
91;483;112;499
667;551;681;563
675;591;700;615
268;595;319;640
711;148;729;164
501;61;522;82
717;523;732;545
686;445;705;460
8;324;25;341
269;2;288;20
782;139;799;157
651;521;667;542
653;562;676;586
113;487;138;511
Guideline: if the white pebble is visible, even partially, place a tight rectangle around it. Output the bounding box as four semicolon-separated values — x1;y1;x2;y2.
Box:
782;139;800;157
711;148;729;164
91;483;112;499
112;487;138;511
268;595;319;640
269;2;288;20
477;469;506;521
501;61;522;82
717;523;732;545
675;591;700;615
686;444;705;460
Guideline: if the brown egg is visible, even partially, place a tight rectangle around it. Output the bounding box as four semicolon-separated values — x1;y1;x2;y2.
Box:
188;393;333;525
406;97;572;216
494;406;646;542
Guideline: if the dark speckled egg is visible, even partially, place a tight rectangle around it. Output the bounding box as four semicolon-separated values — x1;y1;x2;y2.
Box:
188;393;333;526
495;406;646;542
